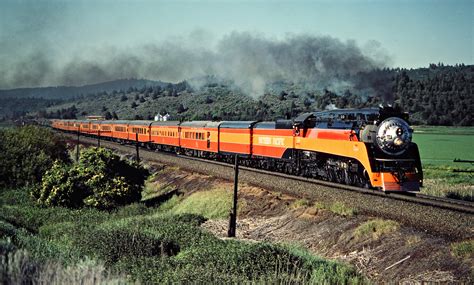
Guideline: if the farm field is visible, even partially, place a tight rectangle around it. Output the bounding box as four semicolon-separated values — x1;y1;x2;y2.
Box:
413;126;473;200
413;126;474;166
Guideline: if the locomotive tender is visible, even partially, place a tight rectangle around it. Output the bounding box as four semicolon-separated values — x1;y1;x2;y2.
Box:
52;106;423;191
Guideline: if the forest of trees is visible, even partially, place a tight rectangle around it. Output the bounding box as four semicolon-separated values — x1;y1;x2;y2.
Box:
393;64;472;125
1;64;472;126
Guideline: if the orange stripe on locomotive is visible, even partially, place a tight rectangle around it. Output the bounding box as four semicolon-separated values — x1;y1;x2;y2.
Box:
219;121;257;155
252;121;294;158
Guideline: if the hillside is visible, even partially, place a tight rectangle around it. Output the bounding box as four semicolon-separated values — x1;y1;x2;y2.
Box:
1;65;472;125
0;79;166;100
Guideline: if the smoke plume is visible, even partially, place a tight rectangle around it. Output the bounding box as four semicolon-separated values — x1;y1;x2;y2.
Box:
0;32;390;97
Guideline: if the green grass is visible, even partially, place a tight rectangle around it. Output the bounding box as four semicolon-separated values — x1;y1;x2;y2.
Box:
1;187;366;284
141;167;180;201
450;240;474;259
171;188;237;219
0;239;125;285
412;126;473;201
290;198;312;209
315;201;357;217
413;126;474;166
354;219;399;241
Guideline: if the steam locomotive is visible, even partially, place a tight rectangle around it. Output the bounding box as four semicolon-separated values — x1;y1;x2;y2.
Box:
52;106;423;192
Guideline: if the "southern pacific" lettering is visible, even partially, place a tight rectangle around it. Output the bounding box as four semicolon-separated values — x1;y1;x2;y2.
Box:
258;137;285;146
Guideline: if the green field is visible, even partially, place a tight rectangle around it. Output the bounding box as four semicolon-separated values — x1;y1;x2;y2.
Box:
412;126;473;200
413;126;474;166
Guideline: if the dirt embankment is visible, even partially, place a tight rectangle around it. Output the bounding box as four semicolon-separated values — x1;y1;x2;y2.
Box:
144;162;473;284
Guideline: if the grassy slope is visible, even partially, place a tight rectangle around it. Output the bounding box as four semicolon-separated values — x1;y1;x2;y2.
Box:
0;186;365;284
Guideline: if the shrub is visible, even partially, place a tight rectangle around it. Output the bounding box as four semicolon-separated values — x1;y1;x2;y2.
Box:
77;227;179;265
36;147;149;209
0;186;34;206
0;221;17;239
35;161;89;208
117;239;363;284
0;126;69;187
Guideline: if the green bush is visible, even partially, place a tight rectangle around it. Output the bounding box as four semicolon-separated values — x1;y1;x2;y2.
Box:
35;147;149;209
76;226;179;265
0;126;69;187
35;161;89;208
0;186;34;207
0;221;17;239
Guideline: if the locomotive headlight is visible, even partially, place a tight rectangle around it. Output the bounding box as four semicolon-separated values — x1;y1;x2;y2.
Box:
394;137;403;146
376;117;412;155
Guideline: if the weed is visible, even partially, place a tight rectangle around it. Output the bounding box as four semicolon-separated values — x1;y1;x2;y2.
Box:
406;235;422;246
451;240;474;259
421;176;473;202
156;194;181;212
354;219;399;240
290;198;311;209
0;247;127;284
315;201;357;216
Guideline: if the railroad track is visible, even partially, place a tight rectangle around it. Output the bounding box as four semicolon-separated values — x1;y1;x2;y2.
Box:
175;154;474;215
66;133;474;215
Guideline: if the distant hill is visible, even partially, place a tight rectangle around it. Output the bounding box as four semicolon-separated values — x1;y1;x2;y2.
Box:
1;65;472;126
0;79;167;100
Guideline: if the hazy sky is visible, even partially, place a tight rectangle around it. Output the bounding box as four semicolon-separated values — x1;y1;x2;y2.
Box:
0;0;472;89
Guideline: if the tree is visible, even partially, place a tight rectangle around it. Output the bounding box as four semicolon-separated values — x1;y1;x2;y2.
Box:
0;126;69;187
120;94;128;101
104;111;112;120
36;147;149;209
177;103;186;113
131;102;138;108
112;111;119;120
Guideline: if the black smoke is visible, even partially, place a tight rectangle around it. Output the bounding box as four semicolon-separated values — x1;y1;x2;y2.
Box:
0;32;391;98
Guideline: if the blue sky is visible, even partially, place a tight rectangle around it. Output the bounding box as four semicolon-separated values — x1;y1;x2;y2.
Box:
0;0;472;88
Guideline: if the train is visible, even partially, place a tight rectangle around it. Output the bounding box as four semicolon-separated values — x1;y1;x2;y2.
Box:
52;106;423;192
